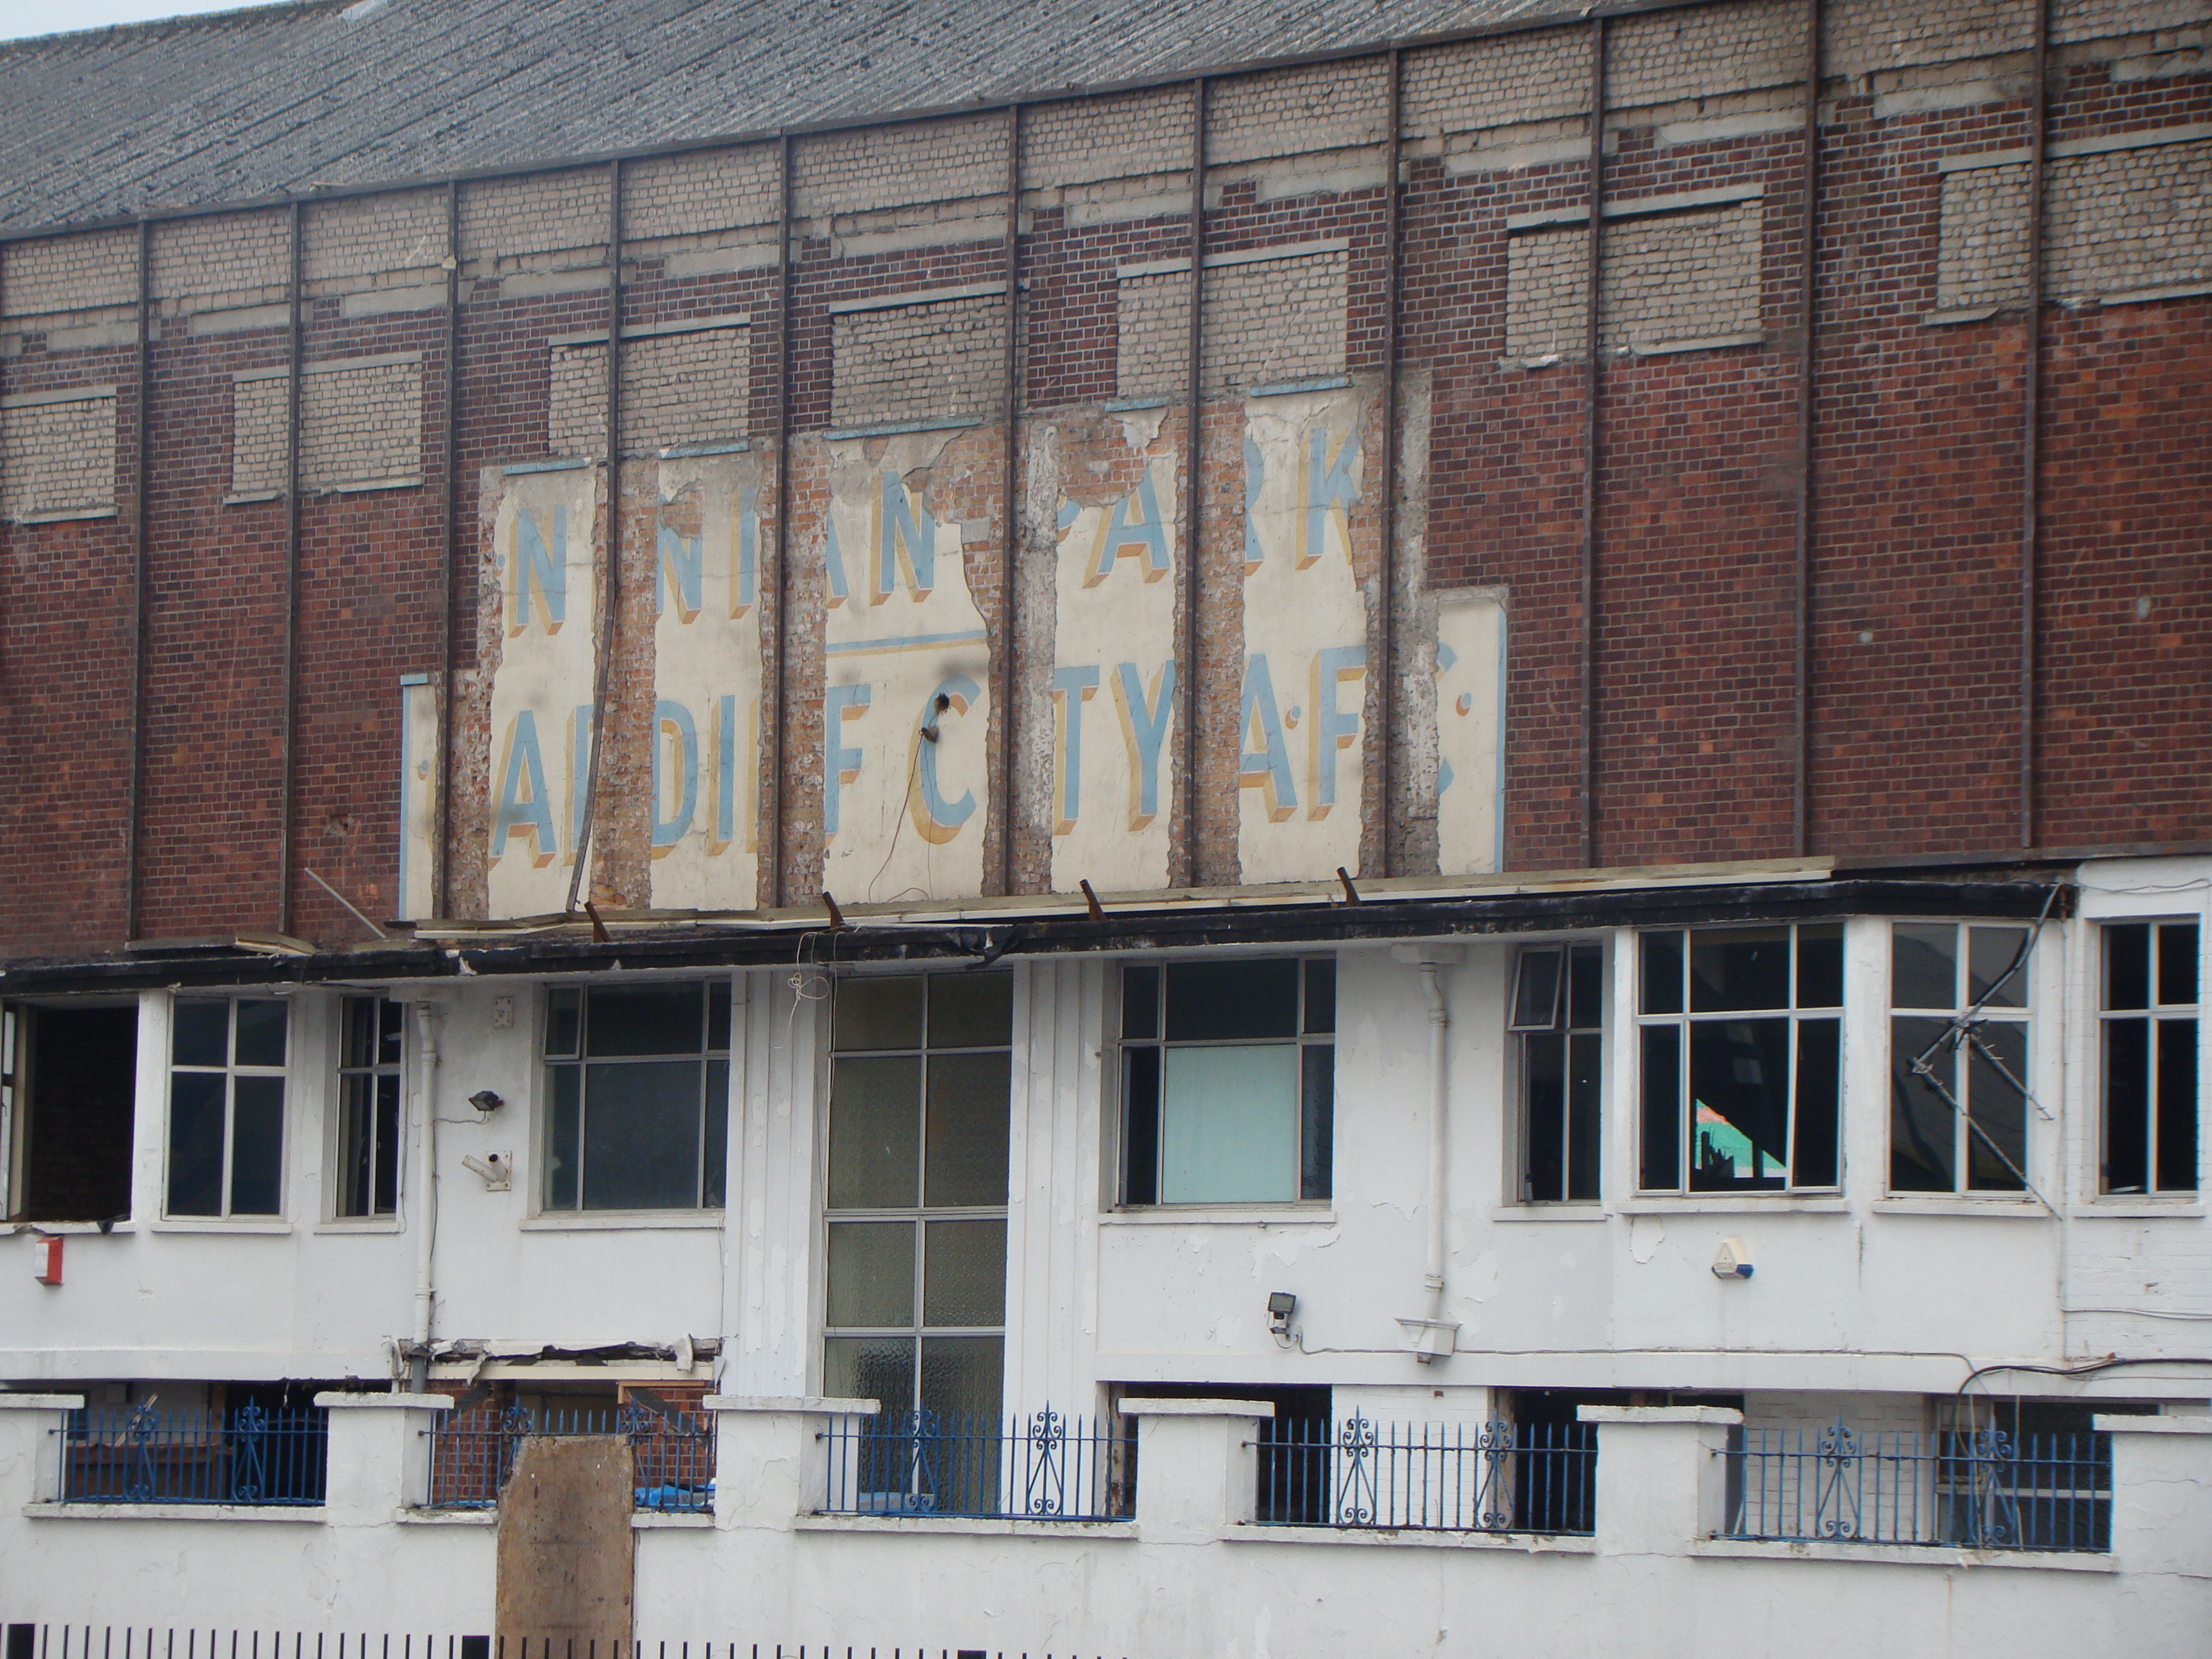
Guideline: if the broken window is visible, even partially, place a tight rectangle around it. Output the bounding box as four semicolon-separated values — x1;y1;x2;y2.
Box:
823;973;1011;1433
167;997;289;1218
1118;958;1335;1206
1511;943;1603;1203
1639;926;1843;1193
336;997;403;1219
541;981;730;1212
1889;923;2033;1194
4;1001;139;1224
2101;921;2198;1196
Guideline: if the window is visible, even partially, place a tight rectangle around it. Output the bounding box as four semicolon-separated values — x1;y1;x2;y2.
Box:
337;997;403;1219
2102;921;2199;1196
1119;957;1334;1206
541;981;730;1211
1511;943;1603;1203
5;1001;138;1224
168;997;289;1218
823;972;1012;1427
1889;922;2033;1194
1638;927;1841;1193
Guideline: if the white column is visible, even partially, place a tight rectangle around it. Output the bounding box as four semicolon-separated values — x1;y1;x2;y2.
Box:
1580;1404;1740;1554
2101;1414;2212;1580
705;1393;876;1528
314;1393;453;1521
0;1393;84;1505
1121;1398;1273;1541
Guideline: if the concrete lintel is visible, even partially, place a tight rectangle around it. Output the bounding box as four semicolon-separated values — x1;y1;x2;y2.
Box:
1119;1398;1277;1419
827;281;1006;316
1507;184;1764;234
1689;1536;2116;1572
1580;1406;1743;1426
1;382;115;409
0;1394;84;1411
2096;1415;2212;1434
314;1391;451;1411
703;1394;879;1415
23;1502;325;1523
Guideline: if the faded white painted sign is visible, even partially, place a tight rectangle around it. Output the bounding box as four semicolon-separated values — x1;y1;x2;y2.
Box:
1048;410;1180;895
397;675;439;920
648;453;764;910
820;431;991;904
485;465;599;918
1434;589;1505;876
1237;388;1367;885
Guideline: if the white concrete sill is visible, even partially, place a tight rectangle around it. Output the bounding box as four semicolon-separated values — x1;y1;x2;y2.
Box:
4;1220;134;1235
1870;1198;2048;1219
1100;1206;1335;1226
397;1507;497;1526
2070;1201;2206;1220
634;1511;713;1528
1487;1205;1606;1224
1614;1197;1847;1215
1690;1537;2113;1573
517;1212;725;1231
25;1502;323;1523
797;1514;1139;1540
147;1219;294;1235
1227;1524;1595;1554
312;1220;405;1235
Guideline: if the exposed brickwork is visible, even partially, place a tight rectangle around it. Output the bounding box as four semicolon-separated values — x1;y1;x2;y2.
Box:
1115;250;1350;399
830;296;1005;428
1;389;116;519
150;210;289;305
1207;60;1388;166
623;146;780;241
795;115;1007;221
1608;0;1805;109
460;169;611;264
1;229;137;318
230;357;426;495
1507;202;1765;359
304;191;448;284
1402;29;1590;136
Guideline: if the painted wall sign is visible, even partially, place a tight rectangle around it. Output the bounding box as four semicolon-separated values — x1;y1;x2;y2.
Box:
648;453;765;910
1237;387;1368;885
1047;408;1180;895
1434;588;1506;876
819;431;992;904
397;675;438;920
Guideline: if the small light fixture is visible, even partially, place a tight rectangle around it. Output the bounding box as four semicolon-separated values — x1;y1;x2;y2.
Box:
468;1090;504;1114
1267;1290;1297;1336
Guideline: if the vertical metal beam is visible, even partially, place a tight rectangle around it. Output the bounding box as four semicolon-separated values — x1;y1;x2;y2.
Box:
1579;19;1605;870
768;134;795;910
1376;49;1404;879
1793;0;1821;859
276;198;303;936
566;159;623;914
434;179;461;921
2020;0;2048;851
125;220;150;940
997;102;1022;899
1180;77;1208;890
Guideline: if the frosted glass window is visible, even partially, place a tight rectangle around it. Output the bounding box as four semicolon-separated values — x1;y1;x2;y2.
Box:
1160;1045;1300;1203
541;981;730;1211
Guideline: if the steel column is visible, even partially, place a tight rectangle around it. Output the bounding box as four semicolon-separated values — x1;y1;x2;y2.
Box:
998;102;1022;898
1579;19;1606;870
1793;0;1821;858
566;159;623;913
435;178;461;921
1180;76;1207;890
276;198;303;935
124;222;152;940
768;134;795;909
1376;49;1404;878
2019;0;2048;851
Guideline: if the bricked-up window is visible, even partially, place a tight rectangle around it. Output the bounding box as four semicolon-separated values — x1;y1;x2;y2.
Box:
168;998;289;1218
1639;928;1842;1193
1512;944;1603;1203
541;982;730;1211
1890;924;2034;1195
2103;922;2199;1197
824;974;1011;1427
1119;959;1334;1206
336;998;403;1219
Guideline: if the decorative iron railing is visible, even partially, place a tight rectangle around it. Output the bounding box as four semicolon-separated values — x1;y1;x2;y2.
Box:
1251;1417;1597;1534
55;1405;328;1507
818;1409;1133;1521
424;1405;716;1513
1724;1419;2112;1552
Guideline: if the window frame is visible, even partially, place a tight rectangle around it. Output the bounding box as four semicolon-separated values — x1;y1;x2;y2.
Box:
164;993;292;1221
1114;954;1336;1210
1887;920;2037;1198
2099;918;2199;1199
332;995;405;1222
1635;925;1845;1196
1509;939;1607;1206
536;979;732;1215
819;970;1014;1423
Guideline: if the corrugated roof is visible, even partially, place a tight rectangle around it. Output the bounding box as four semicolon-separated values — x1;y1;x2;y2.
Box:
0;0;1582;236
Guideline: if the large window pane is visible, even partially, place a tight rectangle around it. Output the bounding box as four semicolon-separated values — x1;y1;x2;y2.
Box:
373;1071;401;1214
1122;966;1160;1039
1688;1018;1790;1189
1300;1043;1333;1202
1640;931;1683;1016
172;1001;228;1068
1566;1032;1602;1201
2105;1018;2151;1193
586;984;703;1057
340;1073;379;1219
546;1064;581;1209
824;1336;917;1414
1525;1032;1566;1201
1793;1019;1841;1189
233;1000;288;1068
1123;1046;1160;1205
229;1075;286;1215
1303;959;1336;1034
828;1221;916;1327
827;1055;922;1208
1797;926;1844;1009
1891;1017;1958;1192
2107;925;2151;1011
2156;1020;2199;1194
703;1056;729;1208
1966;1023;2027;1190
1639;1025;1681;1190
1968;927;2030;1009
918;1334;1005;1426
837;979;924;1052
166;1071;227;1215
1159;1043;1299;1203
1163;960;1299;1042
924;1052;1011;1207
581;1059;702;1209
1892;926;1957;1011
929;972;1012;1050
1690;929;1791;1013
922;1218;1006;1327
2158;923;2199;1006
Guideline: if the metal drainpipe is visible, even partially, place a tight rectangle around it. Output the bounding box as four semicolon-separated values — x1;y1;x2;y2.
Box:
408;1000;443;1392
1420;959;1450;1345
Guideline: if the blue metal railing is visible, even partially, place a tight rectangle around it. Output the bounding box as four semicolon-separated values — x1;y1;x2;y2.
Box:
56;1404;328;1506
819;1409;1133;1520
1252;1416;1597;1534
1724;1419;2112;1552
425;1405;717;1512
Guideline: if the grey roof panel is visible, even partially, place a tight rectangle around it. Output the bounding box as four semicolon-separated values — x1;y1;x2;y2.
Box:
0;0;1577;235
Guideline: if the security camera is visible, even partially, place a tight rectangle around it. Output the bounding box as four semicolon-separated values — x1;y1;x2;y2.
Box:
468;1090;504;1114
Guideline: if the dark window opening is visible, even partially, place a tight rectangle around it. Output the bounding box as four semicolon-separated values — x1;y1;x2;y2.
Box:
2103;921;2198;1196
542;981;731;1212
1512;943;1603;1203
10;1003;138;1224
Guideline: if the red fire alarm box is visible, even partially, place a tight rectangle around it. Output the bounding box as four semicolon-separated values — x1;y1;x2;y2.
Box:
33;1234;62;1286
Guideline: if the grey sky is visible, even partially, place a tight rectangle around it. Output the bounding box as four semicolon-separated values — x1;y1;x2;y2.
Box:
0;0;267;42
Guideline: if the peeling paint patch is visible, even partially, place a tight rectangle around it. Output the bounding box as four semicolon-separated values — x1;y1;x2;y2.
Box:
1630;1216;1665;1264
1434;588;1507;875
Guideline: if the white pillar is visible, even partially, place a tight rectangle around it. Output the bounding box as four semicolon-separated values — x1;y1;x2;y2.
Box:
1580;1404;1741;1554
0;1393;84;1505
314;1392;452;1522
2100;1413;2212;1579
705;1394;878;1528
1121;1398;1274;1542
